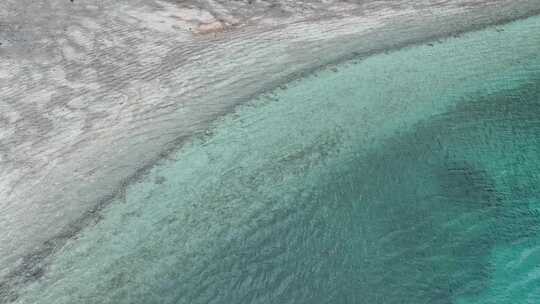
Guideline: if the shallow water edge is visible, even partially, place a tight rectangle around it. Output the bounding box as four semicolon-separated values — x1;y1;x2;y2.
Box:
4;13;540;304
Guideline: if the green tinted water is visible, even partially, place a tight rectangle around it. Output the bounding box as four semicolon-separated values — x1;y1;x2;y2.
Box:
15;16;540;304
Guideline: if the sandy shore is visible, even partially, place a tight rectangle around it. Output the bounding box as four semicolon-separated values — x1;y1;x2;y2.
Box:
1;0;539;289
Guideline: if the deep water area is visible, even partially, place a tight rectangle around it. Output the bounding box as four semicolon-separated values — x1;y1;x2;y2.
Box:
7;15;540;304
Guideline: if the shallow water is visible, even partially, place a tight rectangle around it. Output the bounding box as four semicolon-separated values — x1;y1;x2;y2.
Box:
12;16;540;304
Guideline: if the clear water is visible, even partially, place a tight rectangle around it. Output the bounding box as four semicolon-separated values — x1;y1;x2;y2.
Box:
13;16;540;304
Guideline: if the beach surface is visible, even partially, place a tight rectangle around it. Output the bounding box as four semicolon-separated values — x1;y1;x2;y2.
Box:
1;0;540;301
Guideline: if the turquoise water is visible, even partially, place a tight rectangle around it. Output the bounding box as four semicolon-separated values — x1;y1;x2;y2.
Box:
14;16;540;304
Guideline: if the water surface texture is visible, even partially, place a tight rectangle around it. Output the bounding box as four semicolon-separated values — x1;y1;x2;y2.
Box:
8;14;540;304
2;0;540;285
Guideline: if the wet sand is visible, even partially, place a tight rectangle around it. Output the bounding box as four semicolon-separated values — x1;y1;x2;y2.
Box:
1;0;539;296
